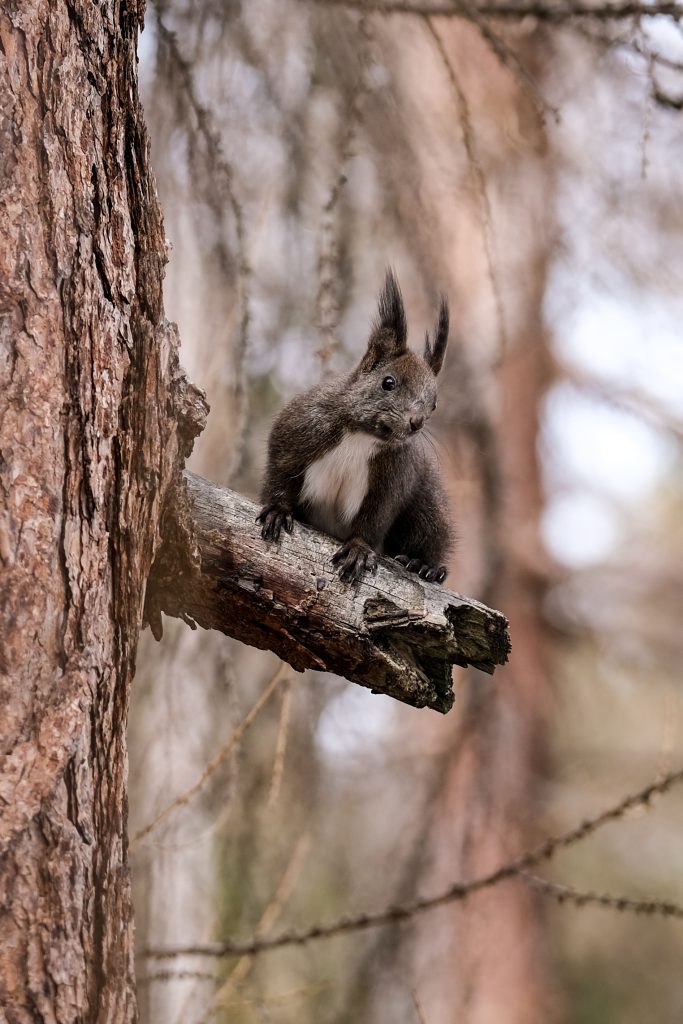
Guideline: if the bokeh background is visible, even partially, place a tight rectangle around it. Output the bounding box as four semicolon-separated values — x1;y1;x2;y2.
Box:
129;3;683;1021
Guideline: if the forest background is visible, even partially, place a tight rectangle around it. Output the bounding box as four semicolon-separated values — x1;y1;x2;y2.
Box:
128;3;683;1022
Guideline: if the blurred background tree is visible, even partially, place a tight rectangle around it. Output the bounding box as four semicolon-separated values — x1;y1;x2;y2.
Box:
130;3;683;1022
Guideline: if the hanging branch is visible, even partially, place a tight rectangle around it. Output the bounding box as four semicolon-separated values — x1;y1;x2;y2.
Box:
425;18;509;353
130;665;291;850
521;873;683;919
153;5;252;471
315;16;373;361
145;472;511;714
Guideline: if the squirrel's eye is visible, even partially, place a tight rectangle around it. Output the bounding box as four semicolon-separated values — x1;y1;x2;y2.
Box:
382;376;397;391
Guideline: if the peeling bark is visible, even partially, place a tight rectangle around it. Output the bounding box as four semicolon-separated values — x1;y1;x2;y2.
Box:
147;473;511;714
0;2;204;1019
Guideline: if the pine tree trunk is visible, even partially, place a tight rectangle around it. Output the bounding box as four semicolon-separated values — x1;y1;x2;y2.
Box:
0;3;202;1019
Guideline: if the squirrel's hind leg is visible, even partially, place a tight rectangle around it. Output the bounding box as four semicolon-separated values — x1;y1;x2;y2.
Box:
393;554;447;584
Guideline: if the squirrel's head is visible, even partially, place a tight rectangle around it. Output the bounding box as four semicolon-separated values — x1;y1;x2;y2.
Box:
348;269;449;444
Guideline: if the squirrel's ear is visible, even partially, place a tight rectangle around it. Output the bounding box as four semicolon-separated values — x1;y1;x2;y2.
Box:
359;268;408;371
424;296;449;376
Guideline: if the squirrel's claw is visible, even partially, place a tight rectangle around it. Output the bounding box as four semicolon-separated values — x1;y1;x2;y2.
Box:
394;554;448;585
332;539;378;582
257;505;294;542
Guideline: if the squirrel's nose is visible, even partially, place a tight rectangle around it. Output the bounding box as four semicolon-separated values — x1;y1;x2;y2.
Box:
410;415;424;432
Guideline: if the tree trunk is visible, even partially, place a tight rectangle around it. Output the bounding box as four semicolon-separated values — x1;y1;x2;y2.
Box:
430;313;555;1024
394;26;558;1021
0;2;203;1019
434;177;555;1024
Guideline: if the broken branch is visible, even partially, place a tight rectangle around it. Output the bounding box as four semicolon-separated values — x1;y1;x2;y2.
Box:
146;472;511;714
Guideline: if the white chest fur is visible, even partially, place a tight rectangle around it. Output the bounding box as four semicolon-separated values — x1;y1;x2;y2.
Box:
301;432;379;539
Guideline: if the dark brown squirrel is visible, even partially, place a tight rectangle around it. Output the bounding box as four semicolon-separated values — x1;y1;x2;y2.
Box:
258;269;452;583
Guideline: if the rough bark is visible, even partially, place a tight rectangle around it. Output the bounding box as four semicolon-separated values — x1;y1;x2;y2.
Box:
146;472;511;714
0;2;204;1020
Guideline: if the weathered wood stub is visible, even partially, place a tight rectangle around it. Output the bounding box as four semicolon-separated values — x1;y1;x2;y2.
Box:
147;473;511;714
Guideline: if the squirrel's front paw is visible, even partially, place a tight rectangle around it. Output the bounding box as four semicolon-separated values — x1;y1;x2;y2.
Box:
257;504;294;541
394;554;447;584
332;538;378;582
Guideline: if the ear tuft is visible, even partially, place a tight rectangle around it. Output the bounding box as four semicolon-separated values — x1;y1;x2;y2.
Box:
424;296;449;375
375;268;407;350
359;268;409;372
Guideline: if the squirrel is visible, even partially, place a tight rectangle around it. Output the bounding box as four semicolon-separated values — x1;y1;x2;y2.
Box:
258;269;452;584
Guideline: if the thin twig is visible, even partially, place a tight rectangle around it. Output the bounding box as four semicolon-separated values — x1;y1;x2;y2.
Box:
315;16;373;362
425;19;508;354
451;0;560;123
144;765;683;959
154;5;252;475
266;678;294;812
309;0;683;23
412;988;431;1024
138;968;221;986
315;0;561;124
315;0;559;123
145;979;331;1004
197;834;312;1022
560;359;683;443
569;19;683;71
572;19;683;127
652;84;683;108
131;665;289;849
522;873;683;919
641;51;656;178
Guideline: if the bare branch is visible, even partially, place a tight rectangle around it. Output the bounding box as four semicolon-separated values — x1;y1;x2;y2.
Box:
412;989;431;1024
266;678;294;811
138;969;220;987
143;765;683;960
652;84;683;109
316;17;374;361
641;52;656;178
569;19;683;71
443;0;560;122
522;873;683;919
130;665;290;849
197;835;311;1022
154;6;252;457
309;0;683;23
560;359;683;442
425;19;508;353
